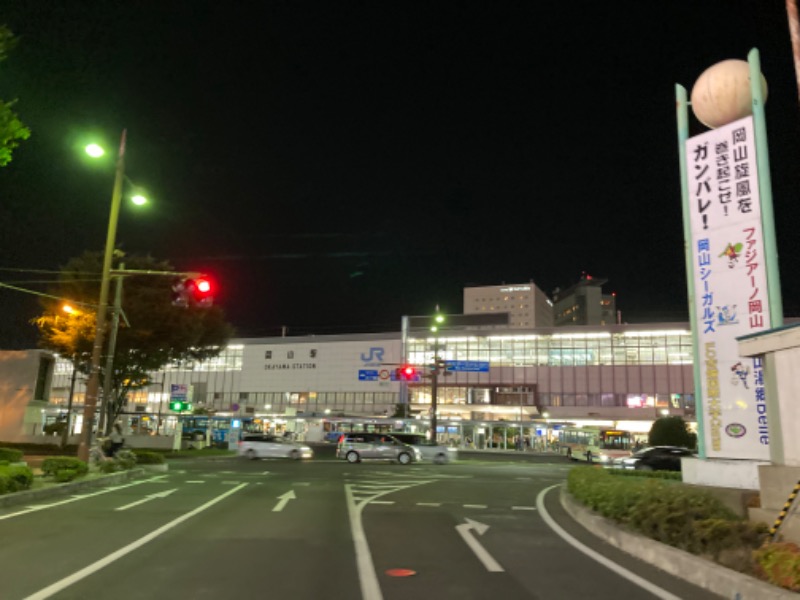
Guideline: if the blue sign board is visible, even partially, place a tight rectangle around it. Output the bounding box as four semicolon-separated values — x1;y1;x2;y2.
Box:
445;360;490;372
170;383;188;400
358;369;379;381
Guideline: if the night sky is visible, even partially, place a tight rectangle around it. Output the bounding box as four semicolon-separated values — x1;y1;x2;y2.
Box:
1;1;799;349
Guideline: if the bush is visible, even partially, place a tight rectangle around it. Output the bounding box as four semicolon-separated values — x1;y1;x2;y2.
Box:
0;464;34;494
568;466;768;568
41;456;88;478
0;447;23;462
115;450;137;470
99;460;119;474
54;469;79;482
754;541;800;591
132;450;165;465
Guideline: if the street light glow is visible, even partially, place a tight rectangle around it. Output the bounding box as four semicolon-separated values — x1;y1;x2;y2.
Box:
131;194;147;205
85;143;105;158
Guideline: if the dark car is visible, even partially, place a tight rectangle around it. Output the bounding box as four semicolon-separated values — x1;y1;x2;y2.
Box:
613;446;695;471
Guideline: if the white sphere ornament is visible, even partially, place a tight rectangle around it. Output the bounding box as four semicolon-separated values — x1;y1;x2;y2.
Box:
690;59;768;128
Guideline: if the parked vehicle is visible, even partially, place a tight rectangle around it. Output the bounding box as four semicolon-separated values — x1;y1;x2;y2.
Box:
613;446;695;471
336;433;421;464
238;434;314;460
387;432;457;464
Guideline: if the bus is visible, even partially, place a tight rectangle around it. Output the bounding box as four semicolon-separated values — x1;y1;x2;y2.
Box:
319;417;411;443
557;426;633;464
180;415;261;445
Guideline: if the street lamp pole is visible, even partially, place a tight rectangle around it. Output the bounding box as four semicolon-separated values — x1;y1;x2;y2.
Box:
429;310;445;443
100;264;125;434
77;129;127;462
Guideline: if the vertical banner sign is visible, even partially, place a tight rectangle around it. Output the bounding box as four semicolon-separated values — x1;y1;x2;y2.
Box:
686;115;771;460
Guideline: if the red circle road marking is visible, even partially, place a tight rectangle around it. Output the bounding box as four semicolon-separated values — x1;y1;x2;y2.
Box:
385;568;416;577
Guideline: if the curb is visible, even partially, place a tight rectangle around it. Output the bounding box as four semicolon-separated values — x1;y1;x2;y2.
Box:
559;486;795;600
0;468;147;509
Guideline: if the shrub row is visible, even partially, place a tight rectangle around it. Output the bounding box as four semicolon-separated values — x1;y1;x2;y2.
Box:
41;456;89;482
0;464;34;494
567;467;800;589
131;450;165;465
0;447;24;462
98;450;138;473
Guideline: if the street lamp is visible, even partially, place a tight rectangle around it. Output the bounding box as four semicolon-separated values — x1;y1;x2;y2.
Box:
429;309;445;443
76;130;128;462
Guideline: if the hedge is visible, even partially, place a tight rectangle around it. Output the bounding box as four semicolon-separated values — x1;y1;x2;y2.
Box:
131;450;165;465
0;447;24;463
566;467;800;588
41;456;88;479
0;464;34;494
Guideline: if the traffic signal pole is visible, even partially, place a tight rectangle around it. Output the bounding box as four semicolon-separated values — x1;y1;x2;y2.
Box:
430;344;439;443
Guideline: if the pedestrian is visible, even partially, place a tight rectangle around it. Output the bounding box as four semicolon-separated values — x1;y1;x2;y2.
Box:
108;422;125;457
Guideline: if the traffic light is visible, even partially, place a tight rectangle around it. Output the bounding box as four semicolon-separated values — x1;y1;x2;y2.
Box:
172;275;214;307
186;277;214;306
396;365;417;381
169;400;192;412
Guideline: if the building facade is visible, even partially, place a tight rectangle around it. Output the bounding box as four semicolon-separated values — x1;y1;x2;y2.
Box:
552;273;617;326
29;322;694;442
463;283;554;328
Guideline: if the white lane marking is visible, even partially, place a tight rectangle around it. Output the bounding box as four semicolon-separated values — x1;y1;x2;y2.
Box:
346;485;383;600
221;481;242;485
185;480;205;484
23;483;248;600
262;471;271;475
345;478;434;600
293;482;311;486
417;502;441;507
115;489;178;512
463;504;487;509
455;518;504;572
536;485;682;600
370;500;394;505
272;490;296;512
0;478;160;521
511;506;537;511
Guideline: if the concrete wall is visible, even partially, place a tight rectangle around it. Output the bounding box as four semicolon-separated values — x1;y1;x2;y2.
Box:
0;350;53;440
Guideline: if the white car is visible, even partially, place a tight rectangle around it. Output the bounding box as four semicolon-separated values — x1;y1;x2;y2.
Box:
388;433;458;464
238;434;314;460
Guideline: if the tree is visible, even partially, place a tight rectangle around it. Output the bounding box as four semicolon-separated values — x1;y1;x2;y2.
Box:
0;25;30;167
33;251;234;430
648;415;697;449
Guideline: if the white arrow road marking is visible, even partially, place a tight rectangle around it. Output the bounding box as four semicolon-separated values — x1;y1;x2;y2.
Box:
115;489;178;511
456;518;504;572
272;490;296;512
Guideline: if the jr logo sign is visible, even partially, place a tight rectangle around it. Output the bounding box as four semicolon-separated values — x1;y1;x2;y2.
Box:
360;347;384;364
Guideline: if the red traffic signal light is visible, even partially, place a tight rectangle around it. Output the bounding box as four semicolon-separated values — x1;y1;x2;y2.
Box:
396;365;417;381
187;277;214;306
172;276;215;307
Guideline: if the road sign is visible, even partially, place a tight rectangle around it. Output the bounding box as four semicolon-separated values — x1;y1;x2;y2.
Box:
169;384;189;412
446;360;490;372
359;369;379;381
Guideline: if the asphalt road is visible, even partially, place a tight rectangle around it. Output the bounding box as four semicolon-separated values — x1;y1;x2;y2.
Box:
0;453;722;600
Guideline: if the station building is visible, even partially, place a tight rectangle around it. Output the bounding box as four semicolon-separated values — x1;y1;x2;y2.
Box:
21;320;695;444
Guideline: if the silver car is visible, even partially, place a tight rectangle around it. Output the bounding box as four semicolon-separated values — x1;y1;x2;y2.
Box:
388;433;458;464
336;433;420;464
238;434;314;460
